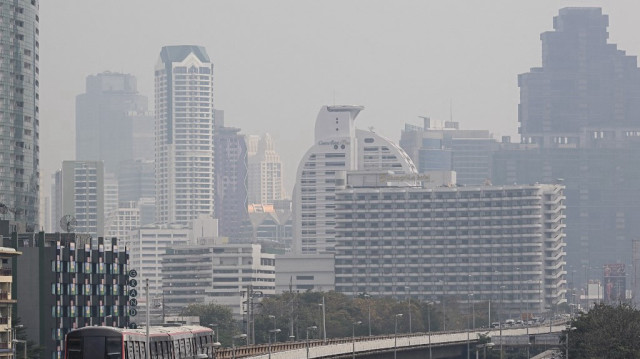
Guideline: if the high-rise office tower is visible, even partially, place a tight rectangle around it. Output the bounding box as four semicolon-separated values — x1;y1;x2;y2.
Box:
0;0;40;229
399;117;497;185
293;106;417;254
247;133;285;205
155;46;215;225
518;7;640;145
493;7;640;287
214;111;248;239
76;72;149;174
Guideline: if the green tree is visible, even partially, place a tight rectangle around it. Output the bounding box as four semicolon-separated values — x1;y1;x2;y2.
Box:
12;317;43;359
563;303;640;358
180;303;236;347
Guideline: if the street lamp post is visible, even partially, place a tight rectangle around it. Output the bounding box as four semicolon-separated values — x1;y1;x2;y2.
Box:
318;297;326;342
566;326;576;359
208;324;220;345
404;286;412;334
500;285;505;359
476;343;494;359
363;293;372;336
12;339;26;359
268;328;281;359
268;315;277;343
439;280;447;331
467;293;472;359
351;321;361;359
232;334;247;359
427;301;433;359
306;326;317;359
394;313;403;359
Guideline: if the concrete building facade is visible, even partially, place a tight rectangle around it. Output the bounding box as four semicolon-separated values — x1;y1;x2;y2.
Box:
334;172;567;314
0;0;40;229
60;161;105;238
10;234;129;359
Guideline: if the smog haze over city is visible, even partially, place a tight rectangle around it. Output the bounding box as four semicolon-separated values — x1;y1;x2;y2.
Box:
40;0;640;194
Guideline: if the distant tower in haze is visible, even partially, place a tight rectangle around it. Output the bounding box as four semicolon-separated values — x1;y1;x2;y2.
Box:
518;7;640;145
0;0;40;229
214;110;249;239
247;133;285;205
76;72;149;174
154;45;215;225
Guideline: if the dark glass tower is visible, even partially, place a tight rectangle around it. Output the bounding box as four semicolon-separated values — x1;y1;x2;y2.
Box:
494;8;640;289
0;0;40;229
518;7;640;144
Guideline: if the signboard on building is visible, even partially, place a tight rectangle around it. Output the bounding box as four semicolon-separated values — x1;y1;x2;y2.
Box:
603;263;626;303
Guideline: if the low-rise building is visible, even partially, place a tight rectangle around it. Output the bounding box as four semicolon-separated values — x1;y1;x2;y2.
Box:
10;234;129;359
275;254;334;293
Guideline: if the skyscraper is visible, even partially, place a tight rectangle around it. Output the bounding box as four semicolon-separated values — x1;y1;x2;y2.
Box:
76;72;149;174
155;46;215;225
0;0;40;229
293;105;417;254
518;7;640;145
247;133;285;205
493;7;640;287
214;110;249;239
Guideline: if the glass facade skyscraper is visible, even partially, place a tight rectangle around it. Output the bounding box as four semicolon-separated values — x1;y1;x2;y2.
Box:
0;0;40;229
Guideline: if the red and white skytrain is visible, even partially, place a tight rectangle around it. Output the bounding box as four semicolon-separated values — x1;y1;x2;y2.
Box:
65;325;215;359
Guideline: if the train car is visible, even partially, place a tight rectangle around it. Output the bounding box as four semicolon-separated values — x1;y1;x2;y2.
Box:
65;325;215;359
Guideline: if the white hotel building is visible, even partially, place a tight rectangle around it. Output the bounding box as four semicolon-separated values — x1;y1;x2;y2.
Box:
155;45;215;225
334;172;567;314
293;105;417;254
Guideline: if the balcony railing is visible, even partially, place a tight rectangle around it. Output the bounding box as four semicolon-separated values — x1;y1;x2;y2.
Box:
0;293;9;300
0;342;9;349
0;269;11;276
0;318;9;324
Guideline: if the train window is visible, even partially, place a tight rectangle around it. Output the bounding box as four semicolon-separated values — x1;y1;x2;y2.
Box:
67;337;82;359
106;337;122;358
126;341;134;359
83;336;106;358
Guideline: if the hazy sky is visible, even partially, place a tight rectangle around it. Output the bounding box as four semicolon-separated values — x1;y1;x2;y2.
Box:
39;1;640;196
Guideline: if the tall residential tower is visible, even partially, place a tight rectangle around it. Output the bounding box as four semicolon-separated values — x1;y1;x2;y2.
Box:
155;46;215;225
0;0;40;229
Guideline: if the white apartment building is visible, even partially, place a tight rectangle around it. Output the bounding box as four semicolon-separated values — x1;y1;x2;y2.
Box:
106;201;141;241
334;171;567;315
58;161;105;238
205;243;275;319
125;223;191;300
126;216;219;301
247;133;285;205
155;45;215;225
293;105;417;254
275;254;335;293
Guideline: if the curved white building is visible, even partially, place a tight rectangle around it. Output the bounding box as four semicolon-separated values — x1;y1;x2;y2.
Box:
293;106;416;254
